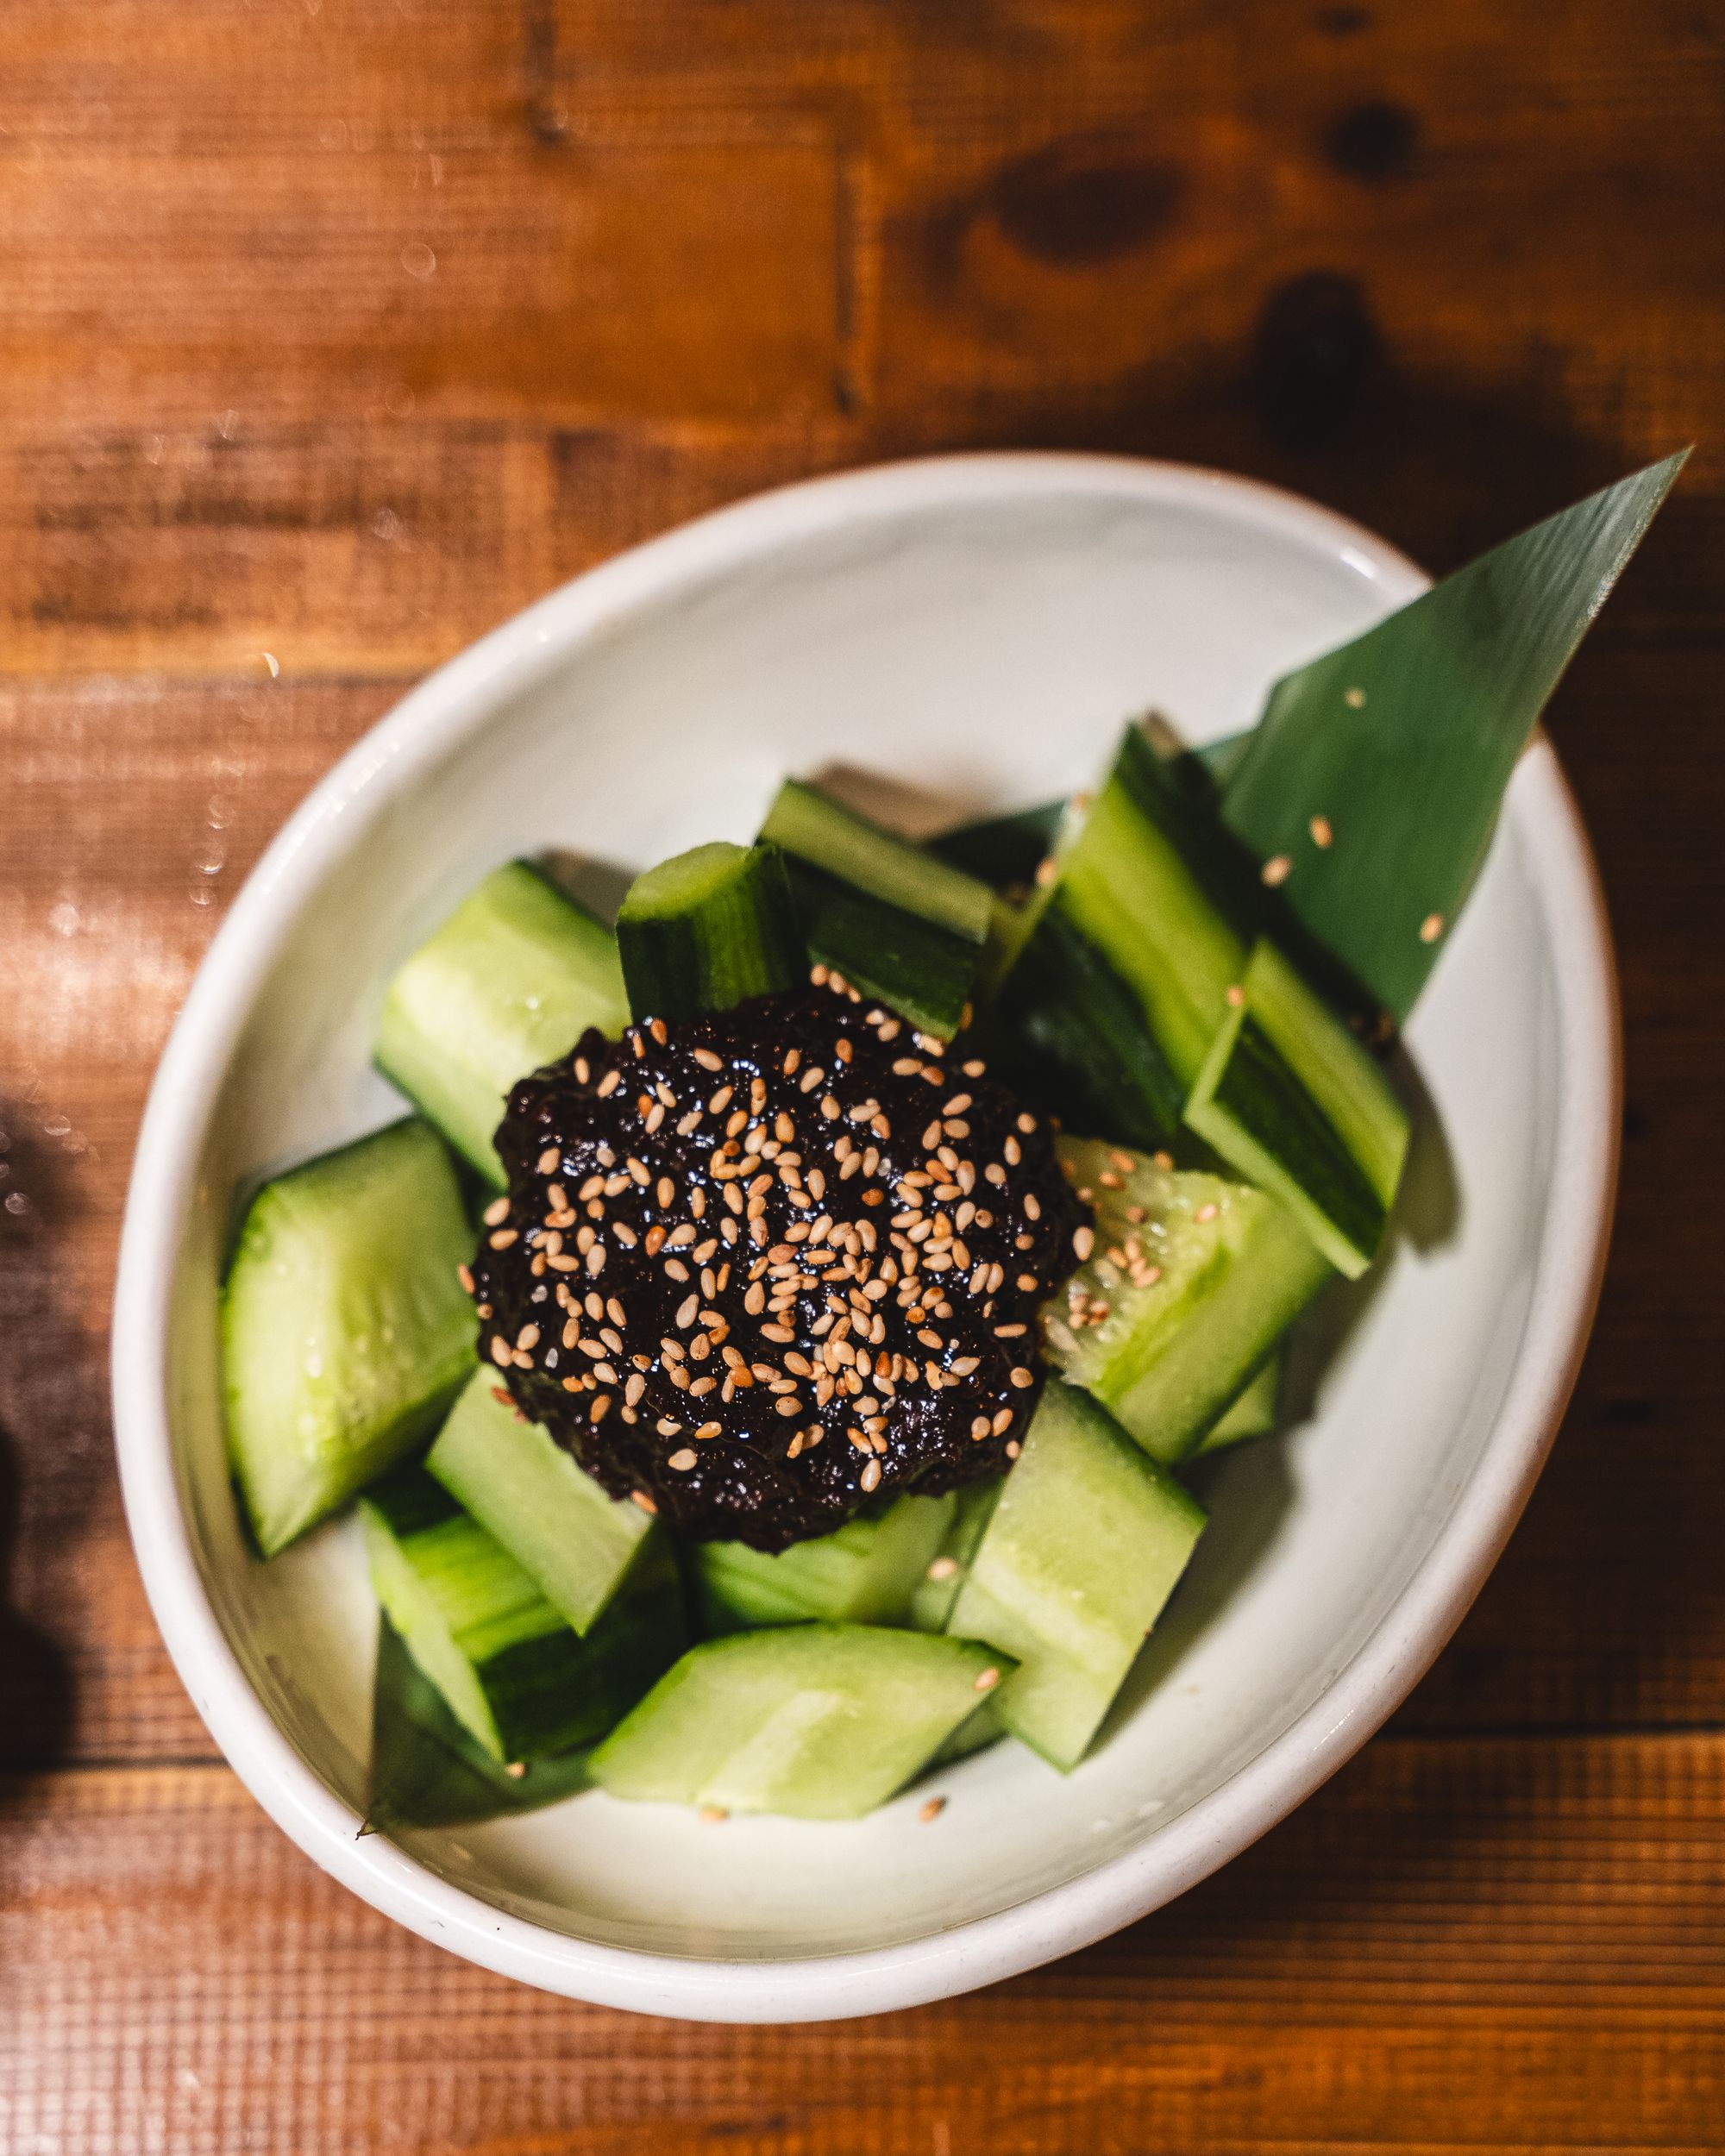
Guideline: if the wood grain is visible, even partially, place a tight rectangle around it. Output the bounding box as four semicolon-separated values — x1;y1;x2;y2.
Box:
1;0;1722;2146
3;1734;1722;2153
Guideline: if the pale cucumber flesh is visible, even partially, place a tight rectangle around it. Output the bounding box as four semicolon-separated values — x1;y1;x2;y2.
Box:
947;1382;1205;1771
590;1623;1011;1818
426;1369;654;1634
375;862;627;1186
221;1119;478;1557
1042;1138;1329;1463
695;1493;955;1633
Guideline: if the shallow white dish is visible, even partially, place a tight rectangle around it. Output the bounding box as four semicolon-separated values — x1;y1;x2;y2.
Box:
112;453;1617;2023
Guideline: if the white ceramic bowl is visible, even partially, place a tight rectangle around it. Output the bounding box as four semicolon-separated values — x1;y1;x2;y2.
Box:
113;454;1617;2022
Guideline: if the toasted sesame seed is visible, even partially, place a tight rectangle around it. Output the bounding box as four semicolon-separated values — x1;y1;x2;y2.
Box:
859;1457;882;1493
630;1490;657;1514
668;1448;698;1471
974;1665;1000;1693
597;1069;621;1097
697;1804;727;1822
992;1408;1013;1435
1262;853;1293;887
693;1048;724;1071
1420;911;1446;943
1194;1202;1219;1224
488;1227;518;1250
1226;982;1245;1008
482;1196;511;1226
1008;1366;1034;1388
919;1796;947;1824
1344;684;1367;709
1072;1224;1095;1261
1310;813;1333;849
1023;1193;1041;1221
456;1263;474;1293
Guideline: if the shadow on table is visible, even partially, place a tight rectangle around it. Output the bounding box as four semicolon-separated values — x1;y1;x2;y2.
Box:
0;1104;79;1816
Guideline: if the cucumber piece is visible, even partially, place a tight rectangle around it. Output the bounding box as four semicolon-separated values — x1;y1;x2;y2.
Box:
983;898;1187;1150
1185;939;1410;1278
929;799;1063;893
1195;1355;1280;1454
617;841;805;1023
375;862;627;1186
367;1616;594;1833
361;1465;683;1764
222;1119;478;1557
907;1478;1002;1633
762;778;994;942
1042;1137;1330;1464
760;781;995;1037
695;1492;955;1633
947;1382;1205;1771
590;1623;1012;1819
781;862;982;1038
425;1369;655;1634
926;1695;1006;1767
1049;725;1254;1090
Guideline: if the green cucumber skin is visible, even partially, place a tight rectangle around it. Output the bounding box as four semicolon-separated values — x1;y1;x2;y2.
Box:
1052;728;1251;1089
364;1467;684;1764
784;862;980;1038
929;800;1063;893
1044;1139;1329;1464
222;1119;478;1558
762;778;994;943
1186;1008;1386;1278
367;1616;596;1834
695;1493;956;1633
617;841;806;1023
1239;940;1410;1209
590;1623;1011;1819
906;1479;1003;1634
374;862;627;1187
426;1369;653;1634
1195;1355;1281;1453
947;1382;1206;1771
982;897;1186;1150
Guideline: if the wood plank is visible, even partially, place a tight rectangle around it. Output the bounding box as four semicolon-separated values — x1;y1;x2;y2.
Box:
0;139;840;432
0;425;849;678
3;1733;1722;2151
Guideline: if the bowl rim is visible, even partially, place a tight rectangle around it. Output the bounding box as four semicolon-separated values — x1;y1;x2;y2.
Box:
111;450;1620;2023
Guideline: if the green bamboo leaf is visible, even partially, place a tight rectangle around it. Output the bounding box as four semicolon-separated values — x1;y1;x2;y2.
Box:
1221;453;1688;1022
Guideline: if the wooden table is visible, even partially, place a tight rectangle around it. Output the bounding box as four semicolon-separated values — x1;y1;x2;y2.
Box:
3;3;1722;2148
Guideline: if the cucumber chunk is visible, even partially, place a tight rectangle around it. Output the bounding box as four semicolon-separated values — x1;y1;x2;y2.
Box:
590;1623;1013;1818
1040;1137;1329;1464
222;1119;478;1557
695;1492;955;1633
1185;938;1411;1278
1195;1354;1281;1454
761;779;994;1037
425;1369;655;1634
984;897;1187;1150
617;841;805;1022
375;862;628;1186
762;778;993;942
361;1465;683;1764
947;1382;1205;1771
906;1478;1002;1633
1049;725;1253;1091
367;1616;595;1833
